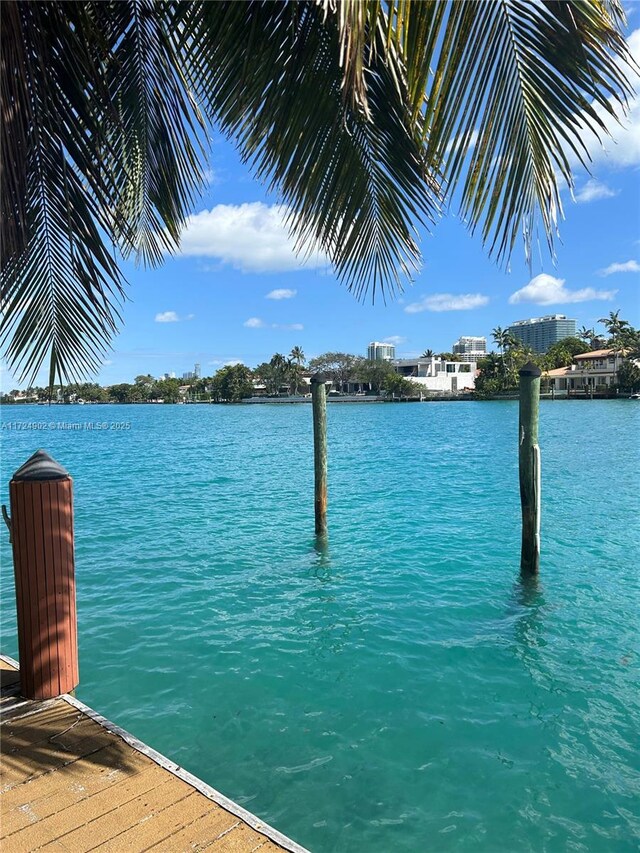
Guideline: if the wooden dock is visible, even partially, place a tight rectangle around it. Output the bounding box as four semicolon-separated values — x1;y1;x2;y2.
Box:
0;656;309;853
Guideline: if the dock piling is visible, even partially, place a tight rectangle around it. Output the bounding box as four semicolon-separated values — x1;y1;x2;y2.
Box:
8;449;79;699
518;363;542;574
311;374;328;537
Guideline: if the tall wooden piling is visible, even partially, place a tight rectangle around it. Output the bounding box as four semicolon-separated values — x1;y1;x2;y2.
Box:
8;449;79;699
518;363;542;574
311;374;328;537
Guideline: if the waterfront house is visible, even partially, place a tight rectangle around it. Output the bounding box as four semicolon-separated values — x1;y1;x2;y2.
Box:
393;357;477;393
544;349;626;394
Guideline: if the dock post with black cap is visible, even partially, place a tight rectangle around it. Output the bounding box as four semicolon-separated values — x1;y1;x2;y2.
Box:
518;362;542;574
311;373;328;537
6;450;79;699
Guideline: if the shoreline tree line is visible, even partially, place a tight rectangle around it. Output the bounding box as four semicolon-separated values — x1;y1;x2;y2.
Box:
4;313;639;405
2;347;424;404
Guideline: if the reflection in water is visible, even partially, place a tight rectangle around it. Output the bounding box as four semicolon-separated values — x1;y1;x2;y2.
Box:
311;534;335;585
512;573;546;655
296;537;366;661
511;573;564;703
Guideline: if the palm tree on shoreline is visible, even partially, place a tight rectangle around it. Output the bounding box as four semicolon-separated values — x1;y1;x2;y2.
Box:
420;349;434;359
2;1;634;386
578;326;596;348
290;346;305;368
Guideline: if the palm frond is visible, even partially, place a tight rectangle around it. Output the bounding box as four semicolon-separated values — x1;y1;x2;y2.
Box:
324;0;634;265
179;0;440;301
1;0;206;386
102;0;207;265
407;0;634;263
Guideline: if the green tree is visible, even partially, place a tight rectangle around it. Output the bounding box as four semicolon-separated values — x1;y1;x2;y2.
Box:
542;337;590;369
420;349;434;358
211;364;253;402
475;348;543;397
269;354;289;394
383;373;422;399
308;352;362;392
577;326;601;349
290;346;305;367
154;378;181;403
2;1;633;386
287;360;305;396
357;359;397;394
254;362;278;396
598;310;630;347
616;360;640;392
108;383;135;403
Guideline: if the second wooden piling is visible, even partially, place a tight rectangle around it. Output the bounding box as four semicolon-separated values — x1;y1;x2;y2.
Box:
518;362;542;574
311;374;328;537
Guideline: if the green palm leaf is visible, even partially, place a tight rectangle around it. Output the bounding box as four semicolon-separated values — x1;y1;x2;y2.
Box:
177;1;440;301
1;0;205;386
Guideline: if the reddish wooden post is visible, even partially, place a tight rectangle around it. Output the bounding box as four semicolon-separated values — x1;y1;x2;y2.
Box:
8;449;79;699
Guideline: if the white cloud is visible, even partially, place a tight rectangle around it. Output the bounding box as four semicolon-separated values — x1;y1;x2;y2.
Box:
508;273;617;305
574;179;618;203
383;335;407;345
266;289;297;300
209;358;243;367
243;317;303;331
405;293;489;313
598;259;640;276
154;311;194;323
178;202;328;273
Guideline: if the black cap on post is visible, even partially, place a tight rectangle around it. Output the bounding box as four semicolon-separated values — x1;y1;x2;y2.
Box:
519;361;541;378
13;450;69;482
310;372;327;385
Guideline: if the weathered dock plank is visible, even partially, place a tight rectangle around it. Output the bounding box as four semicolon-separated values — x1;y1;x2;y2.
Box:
1;656;309;853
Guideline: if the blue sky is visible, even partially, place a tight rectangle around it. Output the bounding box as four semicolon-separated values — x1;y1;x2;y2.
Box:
4;18;640;388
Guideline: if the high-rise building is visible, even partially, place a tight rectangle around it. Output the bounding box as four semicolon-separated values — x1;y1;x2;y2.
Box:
507;314;576;353
452;336;487;362
183;363;201;381
367;341;396;361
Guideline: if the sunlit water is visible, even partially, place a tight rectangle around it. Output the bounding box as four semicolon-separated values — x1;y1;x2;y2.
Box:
1;401;638;852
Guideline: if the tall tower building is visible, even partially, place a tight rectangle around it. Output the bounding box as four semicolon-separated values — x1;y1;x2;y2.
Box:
452;336;487;362
367;341;396;361
507;315;576;353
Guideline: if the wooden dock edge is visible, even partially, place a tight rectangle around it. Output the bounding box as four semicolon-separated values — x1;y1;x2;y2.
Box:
0;653;311;853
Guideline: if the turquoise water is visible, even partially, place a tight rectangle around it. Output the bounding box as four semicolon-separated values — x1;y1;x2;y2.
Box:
1;401;638;852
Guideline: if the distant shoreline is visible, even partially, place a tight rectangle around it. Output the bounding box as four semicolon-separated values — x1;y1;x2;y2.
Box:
1;392;634;406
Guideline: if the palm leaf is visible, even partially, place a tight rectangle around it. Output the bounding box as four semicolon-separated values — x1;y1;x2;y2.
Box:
322;0;634;264
178;0;440;301
407;0;634;263
0;0;206;386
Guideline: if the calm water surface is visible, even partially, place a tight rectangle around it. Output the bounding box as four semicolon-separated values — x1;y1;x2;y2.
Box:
1;401;639;852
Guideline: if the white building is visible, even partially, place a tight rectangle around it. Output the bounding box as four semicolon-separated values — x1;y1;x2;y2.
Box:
452;336;487;362
507;314;576;353
367;341;396;361
393;357;476;393
544;349;627;394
